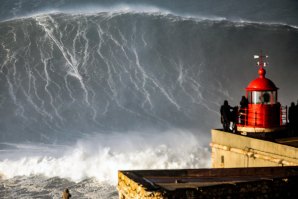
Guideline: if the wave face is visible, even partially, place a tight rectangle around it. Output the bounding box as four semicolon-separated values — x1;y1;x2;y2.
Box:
0;12;220;142
1;11;298;143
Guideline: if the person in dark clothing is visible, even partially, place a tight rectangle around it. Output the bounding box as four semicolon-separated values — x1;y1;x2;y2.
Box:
240;96;248;108
62;188;71;199
289;102;295;127
293;100;298;135
220;100;232;132
289;101;298;135
296;100;298;132
239;96;248;125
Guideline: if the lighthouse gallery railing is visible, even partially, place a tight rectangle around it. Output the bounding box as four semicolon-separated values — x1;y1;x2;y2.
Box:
237;106;288;128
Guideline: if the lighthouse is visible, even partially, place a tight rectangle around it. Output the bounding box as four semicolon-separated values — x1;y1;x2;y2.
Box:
237;52;287;136
118;52;298;199
209;52;298;169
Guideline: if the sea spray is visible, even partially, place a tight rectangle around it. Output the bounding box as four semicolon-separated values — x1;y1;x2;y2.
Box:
0;129;210;184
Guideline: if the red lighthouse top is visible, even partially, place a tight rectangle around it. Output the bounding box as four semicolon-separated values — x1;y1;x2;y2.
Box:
246;52;278;91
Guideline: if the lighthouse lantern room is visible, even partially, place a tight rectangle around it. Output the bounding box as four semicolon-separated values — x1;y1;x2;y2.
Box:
237;53;287;135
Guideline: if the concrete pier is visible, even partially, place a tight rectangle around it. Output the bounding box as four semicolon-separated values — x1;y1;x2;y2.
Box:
117;129;298;198
118;167;298;198
210;129;298;168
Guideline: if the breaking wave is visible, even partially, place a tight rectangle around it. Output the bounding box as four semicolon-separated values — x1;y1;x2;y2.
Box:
0;130;210;184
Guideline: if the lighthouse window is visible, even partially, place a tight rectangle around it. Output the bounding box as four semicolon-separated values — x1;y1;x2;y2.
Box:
251;91;276;104
262;92;270;103
252;91;261;104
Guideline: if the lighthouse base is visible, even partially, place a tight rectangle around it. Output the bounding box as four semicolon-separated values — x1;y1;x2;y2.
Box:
237;126;286;135
210;129;298;168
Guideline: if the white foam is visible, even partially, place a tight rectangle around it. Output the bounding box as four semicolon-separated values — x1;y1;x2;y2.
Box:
2;3;297;30
0;129;210;185
1;4;171;22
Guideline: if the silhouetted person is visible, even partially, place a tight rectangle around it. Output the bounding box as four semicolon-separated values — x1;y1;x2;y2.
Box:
240;96;248;108
295;100;298;134
289;102;296;135
220;100;232;132
62;188;71;199
239;96;248;124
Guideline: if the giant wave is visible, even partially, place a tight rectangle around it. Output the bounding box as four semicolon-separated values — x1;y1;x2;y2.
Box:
1;11;297;143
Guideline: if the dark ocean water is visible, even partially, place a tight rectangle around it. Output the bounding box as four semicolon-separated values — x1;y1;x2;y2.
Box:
0;0;298;198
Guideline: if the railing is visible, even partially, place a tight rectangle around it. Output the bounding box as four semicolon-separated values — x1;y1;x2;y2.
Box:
236;106;287;128
280;106;288;126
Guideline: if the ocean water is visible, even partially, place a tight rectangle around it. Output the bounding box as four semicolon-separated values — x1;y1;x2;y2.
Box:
0;0;298;198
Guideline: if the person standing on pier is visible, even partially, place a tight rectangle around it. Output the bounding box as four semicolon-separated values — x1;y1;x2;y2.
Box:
220;100;232;132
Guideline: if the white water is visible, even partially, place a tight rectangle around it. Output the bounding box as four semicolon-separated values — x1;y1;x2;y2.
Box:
0;129;210;184
4;3;298;31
